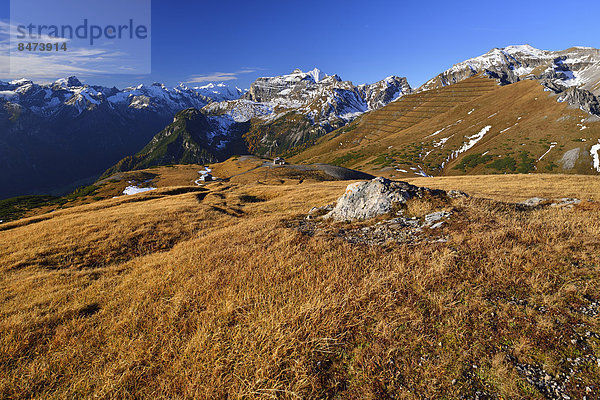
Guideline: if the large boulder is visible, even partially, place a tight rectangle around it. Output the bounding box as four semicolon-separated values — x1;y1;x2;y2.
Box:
323;177;446;221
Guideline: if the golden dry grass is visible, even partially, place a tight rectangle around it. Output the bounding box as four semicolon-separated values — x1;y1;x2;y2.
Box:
408;174;600;202
1;175;600;399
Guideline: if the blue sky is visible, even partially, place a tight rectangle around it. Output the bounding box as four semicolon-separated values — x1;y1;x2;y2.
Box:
1;0;599;89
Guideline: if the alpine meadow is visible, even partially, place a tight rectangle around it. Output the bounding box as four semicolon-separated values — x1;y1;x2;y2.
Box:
2;1;600;398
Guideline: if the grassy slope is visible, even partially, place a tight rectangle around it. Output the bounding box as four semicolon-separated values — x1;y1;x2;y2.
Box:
2;157;357;223
1;174;600;398
290;77;600;178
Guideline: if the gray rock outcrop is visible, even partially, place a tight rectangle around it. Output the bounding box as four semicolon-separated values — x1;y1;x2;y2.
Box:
520;197;582;208
560;148;581;170
323;177;445;221
520;197;548;207
556;87;600;116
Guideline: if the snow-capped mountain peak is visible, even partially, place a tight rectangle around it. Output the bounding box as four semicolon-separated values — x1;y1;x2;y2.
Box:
54;76;83;88
420;45;600;93
503;44;548;57
193;82;245;102
306;67;326;83
9;78;32;86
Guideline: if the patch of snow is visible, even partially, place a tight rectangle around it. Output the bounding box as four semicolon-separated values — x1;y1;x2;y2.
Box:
591;141;600;172
424;120;465;139
414;169;432;177
422;149;435;159
306;68;326;83
0;90;17;99
123;186;156;195
500;122;518;133
455;125;492;155
433;136;451;148
537;144;556;161
425;128;445;138
195;167;213;185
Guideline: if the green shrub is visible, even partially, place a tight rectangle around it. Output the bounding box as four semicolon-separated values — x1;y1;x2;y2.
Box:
453;153;493;172
487;157;517;172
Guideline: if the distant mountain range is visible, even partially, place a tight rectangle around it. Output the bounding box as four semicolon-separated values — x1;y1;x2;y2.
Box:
0;76;244;198
3;45;600;199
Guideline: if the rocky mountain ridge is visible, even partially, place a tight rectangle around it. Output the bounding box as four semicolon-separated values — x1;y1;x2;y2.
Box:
204;68;411;127
199;68;412;155
419;44;600;116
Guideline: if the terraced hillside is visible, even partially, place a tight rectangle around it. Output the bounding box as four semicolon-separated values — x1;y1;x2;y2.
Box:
290;77;600;178
358;77;498;139
287;76;500;165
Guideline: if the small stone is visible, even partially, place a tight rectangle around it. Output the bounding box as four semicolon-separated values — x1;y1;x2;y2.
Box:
551;198;581;208
521;197;548;207
447;190;468;198
425;211;450;224
430;221;445;229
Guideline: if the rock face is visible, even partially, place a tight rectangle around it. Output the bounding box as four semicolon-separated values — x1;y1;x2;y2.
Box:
358;76;413;110
203;68;412;156
556;87;600;116
560;148;581;170
211;68;411;128
323;177;445;221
